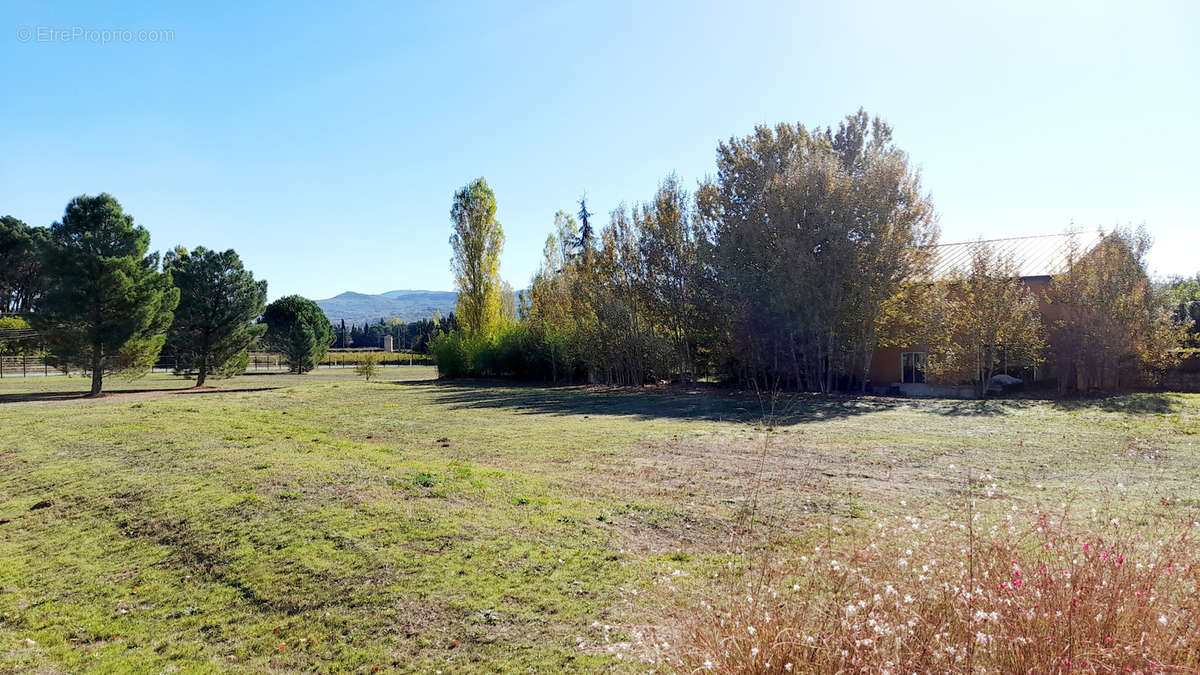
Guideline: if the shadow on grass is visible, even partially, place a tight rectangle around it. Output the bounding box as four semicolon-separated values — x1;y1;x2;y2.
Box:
0;386;282;405
1049;392;1185;415
389;378;1044;424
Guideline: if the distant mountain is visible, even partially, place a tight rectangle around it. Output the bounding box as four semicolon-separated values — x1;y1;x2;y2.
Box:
315;289;457;325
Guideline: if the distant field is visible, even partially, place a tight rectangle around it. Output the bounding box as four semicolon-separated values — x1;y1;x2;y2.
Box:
2;369;1198;672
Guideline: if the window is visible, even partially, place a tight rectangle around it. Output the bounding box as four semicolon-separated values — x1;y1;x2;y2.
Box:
901;351;927;384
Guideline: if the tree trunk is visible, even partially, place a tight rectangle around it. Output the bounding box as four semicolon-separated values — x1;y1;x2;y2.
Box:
196;334;210;387
89;342;103;396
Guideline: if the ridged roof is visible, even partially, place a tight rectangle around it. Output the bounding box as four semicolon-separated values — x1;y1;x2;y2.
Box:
928;231;1106;281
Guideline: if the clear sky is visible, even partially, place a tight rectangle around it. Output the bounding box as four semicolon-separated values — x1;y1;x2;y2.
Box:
3;0;1197;300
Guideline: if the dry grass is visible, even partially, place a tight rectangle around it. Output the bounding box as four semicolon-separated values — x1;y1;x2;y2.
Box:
642;479;1200;673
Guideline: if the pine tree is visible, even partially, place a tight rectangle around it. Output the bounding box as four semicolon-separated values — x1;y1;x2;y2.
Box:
576;196;594;257
163;246;268;386
0;215;50;314
262;296;334;373
34;194;179;396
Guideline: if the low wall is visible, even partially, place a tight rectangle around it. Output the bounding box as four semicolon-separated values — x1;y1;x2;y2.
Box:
876;382;980;399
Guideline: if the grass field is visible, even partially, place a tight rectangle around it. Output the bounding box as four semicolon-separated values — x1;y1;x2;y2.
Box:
1;368;1198;672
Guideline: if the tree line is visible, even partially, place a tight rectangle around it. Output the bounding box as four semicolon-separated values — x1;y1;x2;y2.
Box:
1;194;336;394
433;109;1193;393
333;315;457;353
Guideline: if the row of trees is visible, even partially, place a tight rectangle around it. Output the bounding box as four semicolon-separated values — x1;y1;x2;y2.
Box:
333;314;458;353
435;111;940;389
433;110;1192;393
1;194;336;394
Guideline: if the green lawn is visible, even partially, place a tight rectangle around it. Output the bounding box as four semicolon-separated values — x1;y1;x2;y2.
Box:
1;368;1198;672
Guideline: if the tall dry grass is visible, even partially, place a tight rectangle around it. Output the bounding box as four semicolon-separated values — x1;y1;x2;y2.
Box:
644;494;1200;673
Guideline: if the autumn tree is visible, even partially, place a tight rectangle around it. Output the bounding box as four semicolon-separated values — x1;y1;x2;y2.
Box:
261;295;334;374
525;210;582;382
1045;228;1184;391
696;110;938;391
34;195;178;396
922;241;1045;397
450;178;505;335
635;174;704;382
163;246;268;386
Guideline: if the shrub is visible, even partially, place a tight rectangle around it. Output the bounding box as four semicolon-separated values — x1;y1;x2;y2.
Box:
429;326;536;380
429;331;474;378
643;502;1200;672
354;351;380;380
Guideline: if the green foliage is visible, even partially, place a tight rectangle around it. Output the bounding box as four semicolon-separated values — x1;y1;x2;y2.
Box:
0;215;50;314
0;316;35;356
1163;274;1200;347
430;324;568;381
450;177;505;335
33;194;179;395
163;246;268;386
428;330;475;379
261;296;334;374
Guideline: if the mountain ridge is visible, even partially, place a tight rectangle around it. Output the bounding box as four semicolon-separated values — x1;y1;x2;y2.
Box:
315;289;457;325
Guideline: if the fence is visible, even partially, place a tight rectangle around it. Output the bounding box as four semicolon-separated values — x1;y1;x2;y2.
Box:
0;352;434;378
0;354;53;378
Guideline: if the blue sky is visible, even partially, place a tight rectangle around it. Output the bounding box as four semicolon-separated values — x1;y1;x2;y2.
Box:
2;0;1197;300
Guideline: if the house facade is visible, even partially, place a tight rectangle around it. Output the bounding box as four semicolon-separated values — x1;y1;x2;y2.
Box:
867;231;1104;395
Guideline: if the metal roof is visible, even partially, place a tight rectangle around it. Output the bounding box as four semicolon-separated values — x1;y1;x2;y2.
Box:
927;231;1106;281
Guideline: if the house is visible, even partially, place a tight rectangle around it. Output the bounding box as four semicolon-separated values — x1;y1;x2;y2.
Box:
868;231;1106;397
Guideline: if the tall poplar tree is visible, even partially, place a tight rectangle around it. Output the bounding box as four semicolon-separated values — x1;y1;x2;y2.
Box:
35;194;179;395
163;246;268;386
449;177;505;334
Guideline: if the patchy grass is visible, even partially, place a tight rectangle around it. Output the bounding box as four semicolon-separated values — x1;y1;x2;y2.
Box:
0;369;1197;671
